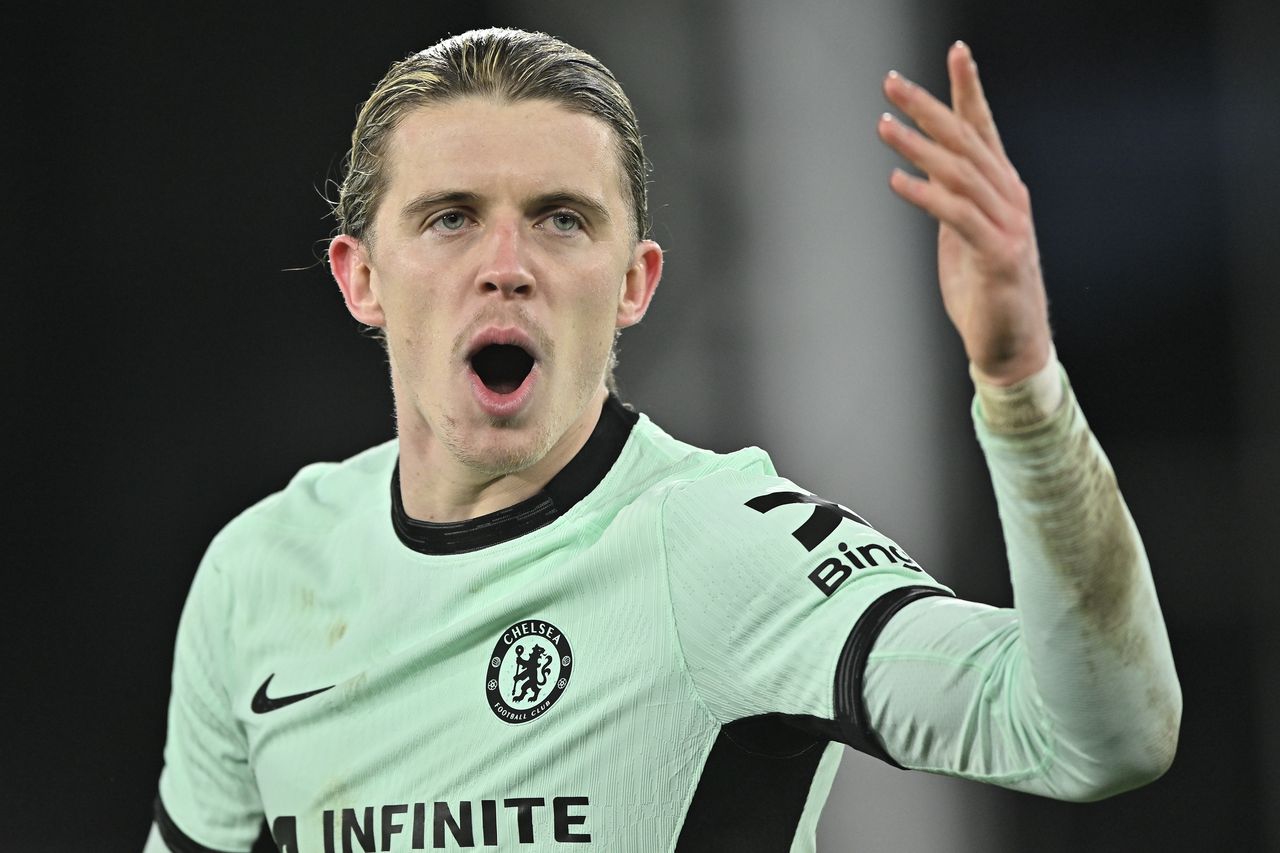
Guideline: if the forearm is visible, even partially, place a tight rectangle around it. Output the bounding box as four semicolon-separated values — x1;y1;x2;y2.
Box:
865;356;1180;800
973;355;1180;794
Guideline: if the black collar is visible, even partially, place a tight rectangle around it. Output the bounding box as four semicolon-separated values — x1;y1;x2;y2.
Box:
390;396;639;555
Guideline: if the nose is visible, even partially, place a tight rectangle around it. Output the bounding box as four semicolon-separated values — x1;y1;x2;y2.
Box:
475;220;534;298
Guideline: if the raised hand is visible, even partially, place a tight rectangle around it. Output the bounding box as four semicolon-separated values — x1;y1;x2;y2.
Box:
878;41;1052;385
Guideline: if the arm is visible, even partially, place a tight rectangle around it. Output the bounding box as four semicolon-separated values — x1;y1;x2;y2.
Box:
864;355;1180;799
152;547;264;852
869;45;1180;797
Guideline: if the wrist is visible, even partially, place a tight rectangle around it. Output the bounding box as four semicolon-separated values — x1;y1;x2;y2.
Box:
969;332;1053;386
971;346;1063;431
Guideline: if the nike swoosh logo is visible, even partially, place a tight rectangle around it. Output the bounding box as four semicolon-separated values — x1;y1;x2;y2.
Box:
251;673;335;714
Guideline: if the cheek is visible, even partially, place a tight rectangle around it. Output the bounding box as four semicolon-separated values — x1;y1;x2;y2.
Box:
570;276;624;346
578;259;627;320
379;283;449;378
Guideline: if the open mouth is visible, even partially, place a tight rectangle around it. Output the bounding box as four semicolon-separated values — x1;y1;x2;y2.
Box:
469;344;535;395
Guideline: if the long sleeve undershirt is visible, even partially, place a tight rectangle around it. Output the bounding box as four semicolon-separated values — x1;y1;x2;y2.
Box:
863;354;1182;800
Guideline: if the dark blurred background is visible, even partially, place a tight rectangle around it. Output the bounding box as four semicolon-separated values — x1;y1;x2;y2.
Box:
9;0;1278;849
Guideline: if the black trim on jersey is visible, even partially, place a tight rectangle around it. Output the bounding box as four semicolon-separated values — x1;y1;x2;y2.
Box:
153;796;244;853
833;584;954;766
391;395;639;555
675;716;829;851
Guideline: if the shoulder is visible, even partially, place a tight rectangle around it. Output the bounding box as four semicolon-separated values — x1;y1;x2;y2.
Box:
620;414;783;512
642;426;946;638
607;412;780;514
657;463;814;554
629;412;777;484
611;412;839;554
206;439;397;564
636;422;931;583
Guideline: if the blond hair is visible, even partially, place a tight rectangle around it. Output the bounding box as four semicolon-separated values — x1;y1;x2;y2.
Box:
334;28;649;245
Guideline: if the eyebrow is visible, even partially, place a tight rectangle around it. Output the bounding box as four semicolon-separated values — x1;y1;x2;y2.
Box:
399;190;480;223
398;189;614;227
534;191;613;226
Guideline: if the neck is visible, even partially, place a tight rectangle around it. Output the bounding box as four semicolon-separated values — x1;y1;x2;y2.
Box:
396;388;609;523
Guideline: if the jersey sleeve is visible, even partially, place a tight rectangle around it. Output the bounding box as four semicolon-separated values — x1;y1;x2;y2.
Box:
861;365;1180;800
156;544;264;852
660;466;952;759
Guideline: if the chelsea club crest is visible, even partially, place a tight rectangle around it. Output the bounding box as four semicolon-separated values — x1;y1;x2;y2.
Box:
486;619;574;724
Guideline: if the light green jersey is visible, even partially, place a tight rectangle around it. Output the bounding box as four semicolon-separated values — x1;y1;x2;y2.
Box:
157;397;950;852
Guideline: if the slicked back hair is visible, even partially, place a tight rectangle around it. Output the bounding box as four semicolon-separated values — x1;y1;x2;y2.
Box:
334;28;649;246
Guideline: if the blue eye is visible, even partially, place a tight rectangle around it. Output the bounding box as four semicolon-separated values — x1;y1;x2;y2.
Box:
434;211;468;231
550;212;582;233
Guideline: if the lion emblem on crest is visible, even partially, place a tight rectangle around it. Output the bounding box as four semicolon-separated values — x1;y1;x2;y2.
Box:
511;643;553;702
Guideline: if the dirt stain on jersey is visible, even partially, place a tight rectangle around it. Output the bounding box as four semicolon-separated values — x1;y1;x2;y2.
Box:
328;619;348;646
339;671;368;705
1024;424;1139;651
1014;407;1180;766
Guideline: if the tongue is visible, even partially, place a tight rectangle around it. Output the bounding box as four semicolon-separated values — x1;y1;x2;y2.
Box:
488;376;521;395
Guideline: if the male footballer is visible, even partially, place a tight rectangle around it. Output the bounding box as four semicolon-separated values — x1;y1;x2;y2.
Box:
145;28;1181;853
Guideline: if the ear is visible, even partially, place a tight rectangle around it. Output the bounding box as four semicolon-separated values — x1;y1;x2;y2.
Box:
615;239;663;329
329;234;385;327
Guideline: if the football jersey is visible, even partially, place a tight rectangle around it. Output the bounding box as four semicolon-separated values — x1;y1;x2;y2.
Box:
156;396;952;852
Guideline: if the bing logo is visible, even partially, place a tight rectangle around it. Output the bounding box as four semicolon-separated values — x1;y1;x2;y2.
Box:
745;491;923;597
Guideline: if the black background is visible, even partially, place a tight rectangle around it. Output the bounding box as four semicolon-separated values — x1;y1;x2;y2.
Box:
9;1;1279;850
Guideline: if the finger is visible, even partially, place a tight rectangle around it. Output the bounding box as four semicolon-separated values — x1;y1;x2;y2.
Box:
884;70;1017;203
947;41;1007;160
878;112;1017;229
888;168;1002;255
